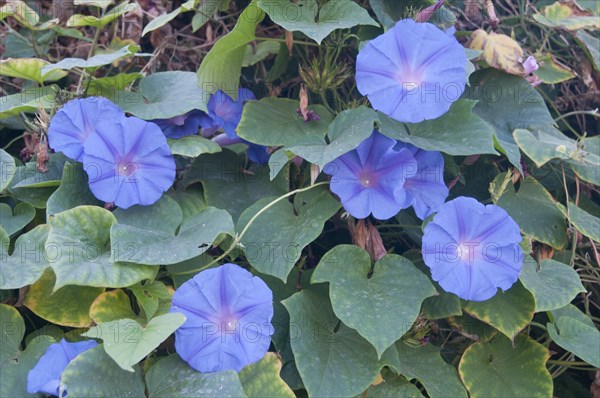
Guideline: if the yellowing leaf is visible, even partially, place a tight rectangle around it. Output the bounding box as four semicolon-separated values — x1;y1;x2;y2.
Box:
469;30;525;75
533;2;600;30
534;54;575;84
0;58;68;84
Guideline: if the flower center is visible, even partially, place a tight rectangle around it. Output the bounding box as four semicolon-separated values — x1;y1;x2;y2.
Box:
221;315;239;332
117;161;137;176
359;171;377;188
456;242;479;263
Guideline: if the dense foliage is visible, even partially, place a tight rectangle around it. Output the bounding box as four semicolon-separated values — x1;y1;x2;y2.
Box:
1;0;599;397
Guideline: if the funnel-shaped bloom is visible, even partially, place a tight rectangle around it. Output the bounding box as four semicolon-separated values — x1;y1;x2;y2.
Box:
170;263;274;372
207;89;255;139
48;97;124;161
324;131;418;220
83;117;175;209
152;110;217;139
211;134;270;165
422;196;523;301
356;19;466;123
27;339;98;396
394;142;448;219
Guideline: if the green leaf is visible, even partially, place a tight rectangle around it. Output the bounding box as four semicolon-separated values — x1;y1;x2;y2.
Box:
533;2;600;30
89;289;143;324
547;313;600;368
238;185;340;281
567;135;600;185
145;354;246;397
312;245;435;357
242;41;280;67
10;152;67;189
112;195;183;235
495;175;568;249
87;72;143;96
237;98;333;147
46;162;101;218
110;206;234;265
377;100;497;156
24;269;104;327
468;70;557;173
168;136;222;158
0;304;25;362
0;149;16;191
289;106;378;168
46;205;155;289
388;342;468;398
0;87;57;120
0;1;40;29
67;1;138;28
364;372;425;397
576;30;600;71
83;313;185;371
118;71;207;118
534;54;575;84
557;201;600;242
0;202;35;235
197;0;264;106
513;127;578;167
60;345;146;397
0;58;67;84
463;282;535;341
183;149;289;222
0;336;54;398
421;292;463;320
128;280;172;320
0;225;50;289
282;289;381;397
142;7;182;37
191;1;220;32
239;353;295;398
257;0;379;44
459;334;552;398
168;188;208;219
41;44;140;74
520;257;586;312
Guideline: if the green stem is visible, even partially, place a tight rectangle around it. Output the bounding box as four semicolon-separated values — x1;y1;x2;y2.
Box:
3;133;27;150
171;182;330;276
76;26;102;95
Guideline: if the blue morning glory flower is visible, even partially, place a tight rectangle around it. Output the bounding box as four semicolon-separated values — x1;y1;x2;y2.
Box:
323;131;418;220
422;196;523;301
356;19;466;123
82;116;176;209
169;263;274;373
394;142;448;219
47;97;124;161
211;134;270;165
207;89;255;139
27;339;98;396
152;110;217;139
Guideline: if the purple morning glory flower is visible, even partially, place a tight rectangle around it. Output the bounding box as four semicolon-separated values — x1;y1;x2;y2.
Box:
323;131;418;220
422;196;523;301
27;339;98;396
394;142;448;219
207;89;255;139
151;110;217;139
82;116;176;209
169;263;274;372
522;55;539;75
356;19;466;123
47;97;124;161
